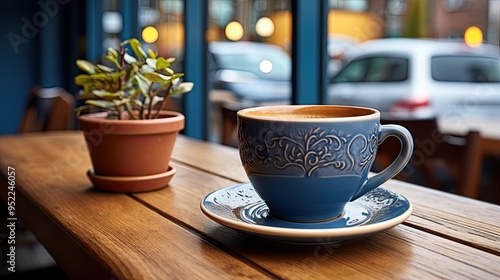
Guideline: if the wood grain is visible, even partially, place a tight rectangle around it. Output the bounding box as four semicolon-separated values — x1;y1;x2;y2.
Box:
0;132;272;279
171;135;500;254
0;131;499;279
135;162;500;280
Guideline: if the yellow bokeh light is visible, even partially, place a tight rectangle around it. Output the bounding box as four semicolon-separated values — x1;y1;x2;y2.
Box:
142;26;159;44
225;21;244;41
255;17;275;37
464;26;483;47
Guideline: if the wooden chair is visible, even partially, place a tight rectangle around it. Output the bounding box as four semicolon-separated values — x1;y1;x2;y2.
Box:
20;86;76;132
373;117;483;198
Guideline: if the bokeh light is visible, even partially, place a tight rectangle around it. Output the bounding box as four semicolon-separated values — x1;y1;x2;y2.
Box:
225;21;244;41
255;17;275;37
142;26;159;43
464;26;483;47
259;60;273;73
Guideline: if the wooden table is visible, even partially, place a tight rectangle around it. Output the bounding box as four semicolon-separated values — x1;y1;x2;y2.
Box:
0;131;499;279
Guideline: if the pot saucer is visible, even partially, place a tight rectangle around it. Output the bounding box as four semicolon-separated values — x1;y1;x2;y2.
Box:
200;182;412;245
87;165;176;193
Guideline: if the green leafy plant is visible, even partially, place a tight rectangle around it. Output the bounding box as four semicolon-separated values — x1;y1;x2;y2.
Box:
74;38;193;120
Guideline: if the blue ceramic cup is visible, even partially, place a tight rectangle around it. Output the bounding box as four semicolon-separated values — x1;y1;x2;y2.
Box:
237;105;413;222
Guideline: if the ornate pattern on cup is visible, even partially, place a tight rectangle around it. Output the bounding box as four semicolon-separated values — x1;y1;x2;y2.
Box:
238;124;379;178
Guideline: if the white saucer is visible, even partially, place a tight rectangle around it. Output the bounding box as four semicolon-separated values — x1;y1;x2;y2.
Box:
200;182;412;244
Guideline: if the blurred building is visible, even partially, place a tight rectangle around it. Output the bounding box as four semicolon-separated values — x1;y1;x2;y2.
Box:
375;0;499;44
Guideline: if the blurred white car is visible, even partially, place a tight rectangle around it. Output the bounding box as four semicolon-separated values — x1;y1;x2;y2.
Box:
208;41;291;104
327;38;500;120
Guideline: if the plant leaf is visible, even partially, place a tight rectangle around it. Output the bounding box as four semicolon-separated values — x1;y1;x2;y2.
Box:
156;57;170;70
107;47;119;59
129;38;148;61
74;74;93;86
124;53;137;64
144;72;171;83
152;96;164;106
111;71;125;84
127;87;142;99
91;90;123;100
146;58;157;69
164;67;174;75
104;55;119;68
171;82;194;95
76;60;97;74
135;74;152;95
113;98;130;106
171;77;180;86
85;99;115;109
97;64;115;73
89;73;113;82
148;49;157;59
141;64;155;73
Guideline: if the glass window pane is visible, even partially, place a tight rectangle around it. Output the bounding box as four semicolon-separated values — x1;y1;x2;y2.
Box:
332;59;368;82
365;57;408;82
332;57;408;82
157;0;184;72
432;56;500;82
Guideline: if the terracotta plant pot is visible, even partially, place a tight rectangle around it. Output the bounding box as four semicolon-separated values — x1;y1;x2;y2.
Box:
78;110;184;192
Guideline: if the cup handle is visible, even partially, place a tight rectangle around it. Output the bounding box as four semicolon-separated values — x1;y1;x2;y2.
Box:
350;124;413;201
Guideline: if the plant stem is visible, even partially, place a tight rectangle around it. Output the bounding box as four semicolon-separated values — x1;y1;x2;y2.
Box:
146;83;155;119
116;105;122;120
119;45;126;88
125;102;138;119
155;83;173;119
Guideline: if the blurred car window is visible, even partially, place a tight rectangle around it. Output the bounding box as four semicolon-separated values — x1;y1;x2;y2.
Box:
334;57;408;83
431;56;500;82
332;58;367;82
